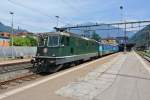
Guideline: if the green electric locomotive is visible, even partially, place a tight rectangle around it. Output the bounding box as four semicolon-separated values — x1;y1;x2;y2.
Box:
32;31;99;72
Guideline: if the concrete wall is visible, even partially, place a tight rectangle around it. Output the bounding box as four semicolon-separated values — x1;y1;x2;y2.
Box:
0;46;37;58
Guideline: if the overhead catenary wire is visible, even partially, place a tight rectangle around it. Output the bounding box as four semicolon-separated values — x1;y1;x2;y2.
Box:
1;18;51;32
8;0;53;19
7;0;72;25
61;0;82;14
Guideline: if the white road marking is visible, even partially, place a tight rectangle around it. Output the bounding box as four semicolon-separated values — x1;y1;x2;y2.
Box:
134;51;150;73
0;53;119;100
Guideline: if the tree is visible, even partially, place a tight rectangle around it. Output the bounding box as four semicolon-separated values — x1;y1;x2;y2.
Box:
10;36;37;46
27;36;37;46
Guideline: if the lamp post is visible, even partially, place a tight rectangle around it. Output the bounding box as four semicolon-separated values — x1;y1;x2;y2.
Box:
120;6;123;22
120;6;127;53
55;16;60;27
10;11;14;58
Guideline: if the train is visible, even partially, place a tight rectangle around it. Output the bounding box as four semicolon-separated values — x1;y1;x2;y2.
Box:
31;31;119;73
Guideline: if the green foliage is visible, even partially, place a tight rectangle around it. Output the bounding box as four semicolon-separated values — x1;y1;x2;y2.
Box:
10;36;37;46
91;32;101;41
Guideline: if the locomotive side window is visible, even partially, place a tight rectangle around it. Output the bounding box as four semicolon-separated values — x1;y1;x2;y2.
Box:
48;35;59;47
71;47;74;54
66;37;70;46
61;36;69;46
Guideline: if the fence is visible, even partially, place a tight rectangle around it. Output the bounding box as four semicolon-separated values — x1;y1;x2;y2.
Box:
0;46;37;58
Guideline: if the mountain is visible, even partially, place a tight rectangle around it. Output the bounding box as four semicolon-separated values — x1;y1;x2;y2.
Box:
129;24;150;47
0;22;28;33
66;23;134;38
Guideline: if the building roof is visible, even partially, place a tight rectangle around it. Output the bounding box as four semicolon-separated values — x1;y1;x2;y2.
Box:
0;32;10;38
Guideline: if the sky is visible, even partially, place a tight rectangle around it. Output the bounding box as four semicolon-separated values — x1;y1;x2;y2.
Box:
0;0;150;32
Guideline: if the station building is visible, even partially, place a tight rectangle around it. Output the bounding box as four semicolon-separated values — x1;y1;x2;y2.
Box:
0;32;10;46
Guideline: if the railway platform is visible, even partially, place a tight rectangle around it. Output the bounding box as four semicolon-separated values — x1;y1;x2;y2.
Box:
0;59;30;66
0;52;150;100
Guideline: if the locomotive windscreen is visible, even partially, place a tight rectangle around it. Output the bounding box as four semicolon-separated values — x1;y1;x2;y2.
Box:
48;35;59;47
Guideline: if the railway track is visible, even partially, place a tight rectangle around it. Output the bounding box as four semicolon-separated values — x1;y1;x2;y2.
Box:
0;73;42;90
0;61;41;90
0;62;33;74
137;51;150;62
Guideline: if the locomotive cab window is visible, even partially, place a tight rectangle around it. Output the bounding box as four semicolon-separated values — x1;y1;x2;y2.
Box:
61;36;70;46
47;35;59;47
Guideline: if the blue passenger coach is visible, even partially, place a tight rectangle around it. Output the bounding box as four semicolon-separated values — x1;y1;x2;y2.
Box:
98;43;119;55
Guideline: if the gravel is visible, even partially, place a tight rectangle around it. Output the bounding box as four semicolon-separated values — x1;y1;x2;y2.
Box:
0;69;32;82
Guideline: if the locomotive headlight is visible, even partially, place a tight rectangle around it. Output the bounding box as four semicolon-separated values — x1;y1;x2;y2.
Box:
43;48;48;53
